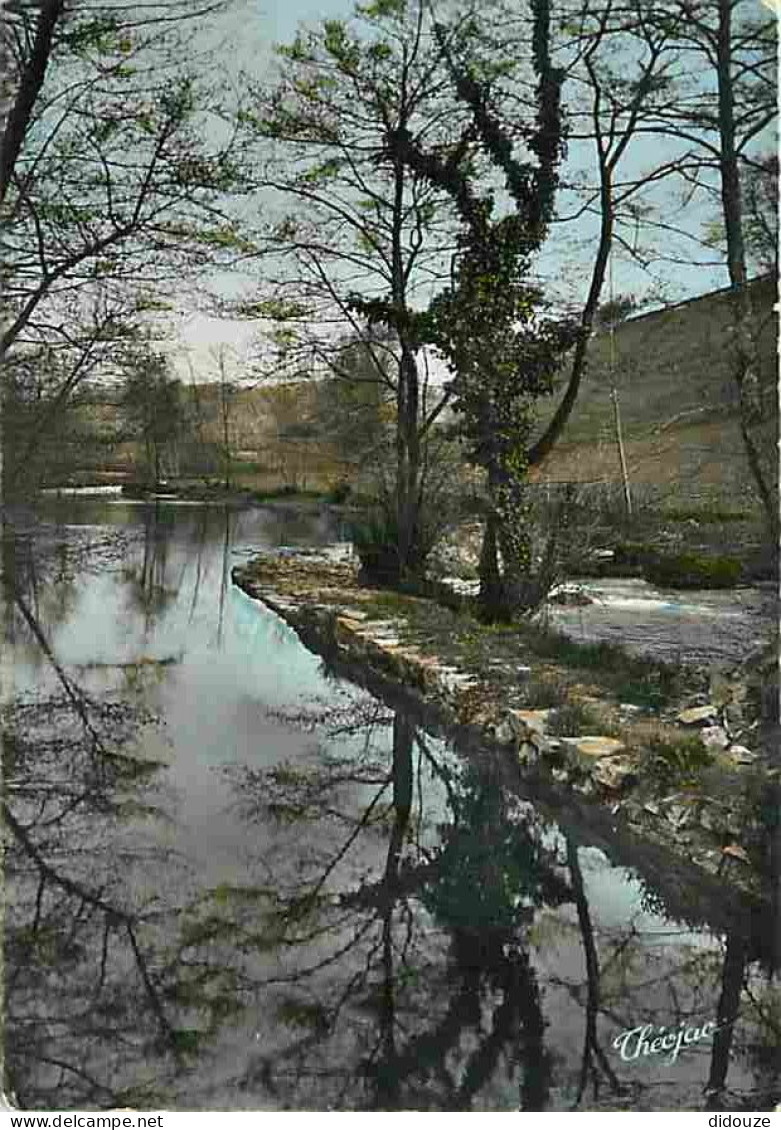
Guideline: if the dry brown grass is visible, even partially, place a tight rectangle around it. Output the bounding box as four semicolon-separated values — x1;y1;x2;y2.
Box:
530;277;776;512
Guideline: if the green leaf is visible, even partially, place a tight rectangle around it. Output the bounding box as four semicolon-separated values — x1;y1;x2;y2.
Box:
368;41;393;62
357;0;406;17
170;1029;202;1054
235;298;309;321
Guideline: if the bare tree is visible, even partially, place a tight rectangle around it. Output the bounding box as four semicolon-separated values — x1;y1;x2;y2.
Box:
541;0;777;535
210;344;238;491
0;0;248;500
528;0;678;469
121;348;183;487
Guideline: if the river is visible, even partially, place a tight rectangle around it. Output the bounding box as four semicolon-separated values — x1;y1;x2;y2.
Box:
0;499;777;1112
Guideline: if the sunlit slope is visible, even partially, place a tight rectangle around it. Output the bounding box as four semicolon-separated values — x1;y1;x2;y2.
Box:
531;276;777;507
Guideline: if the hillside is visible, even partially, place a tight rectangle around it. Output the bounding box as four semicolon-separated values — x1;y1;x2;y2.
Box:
530;276;778;512
26;277;778;515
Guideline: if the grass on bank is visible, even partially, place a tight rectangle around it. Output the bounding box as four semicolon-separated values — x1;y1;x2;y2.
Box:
357;583;697;714
353;581;729;796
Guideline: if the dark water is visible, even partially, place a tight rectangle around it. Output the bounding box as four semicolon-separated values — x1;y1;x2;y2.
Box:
0;500;778;1112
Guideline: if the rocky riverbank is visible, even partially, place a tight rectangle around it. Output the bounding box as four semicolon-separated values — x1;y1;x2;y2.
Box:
232;550;777;902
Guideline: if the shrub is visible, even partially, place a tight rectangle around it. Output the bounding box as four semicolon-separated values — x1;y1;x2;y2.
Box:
351;511;403;585
547;701;602;736
614;541;657;569
351;491;451;586
643;552;742;589
327;479;352;505
521;677;570;710
644;732;714;787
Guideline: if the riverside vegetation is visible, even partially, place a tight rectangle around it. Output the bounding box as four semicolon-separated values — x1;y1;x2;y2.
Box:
232;540;778;903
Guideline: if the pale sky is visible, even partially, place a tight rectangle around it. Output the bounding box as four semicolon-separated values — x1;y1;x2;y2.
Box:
171;0;355;383
171;0;757;384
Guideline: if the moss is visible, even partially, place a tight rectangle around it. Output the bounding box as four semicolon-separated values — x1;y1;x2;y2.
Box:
660;504;754;523
643;552;742;589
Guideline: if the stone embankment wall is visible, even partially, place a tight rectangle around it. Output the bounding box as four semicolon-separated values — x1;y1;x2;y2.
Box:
233;552;772;914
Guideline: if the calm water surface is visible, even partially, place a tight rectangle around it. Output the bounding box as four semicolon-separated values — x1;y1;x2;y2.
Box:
0;501;777;1112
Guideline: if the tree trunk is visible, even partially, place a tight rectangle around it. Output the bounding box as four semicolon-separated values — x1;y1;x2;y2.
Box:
495;479;534;614
395;342;420;579
766;779;781;974
0;0;66;209
217;351;232;492
715;0;778;544
374;712;414;1109
566;837;622;1106
478;507;502;617
705;930;747;1106
0;0;66;508
0;520;19;1106
390;111;422;581
222;395;231;492
144;435;153;486
527;158;614;470
478;463;537;622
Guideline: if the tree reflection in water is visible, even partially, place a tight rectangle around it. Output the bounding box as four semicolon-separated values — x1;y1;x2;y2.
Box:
220;686;779;1111
3;685;172;1104
120;505;180;637
220;692;569;1110
2;517;223;1108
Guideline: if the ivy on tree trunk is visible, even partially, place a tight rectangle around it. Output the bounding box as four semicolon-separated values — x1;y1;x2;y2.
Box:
387;0;577;619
